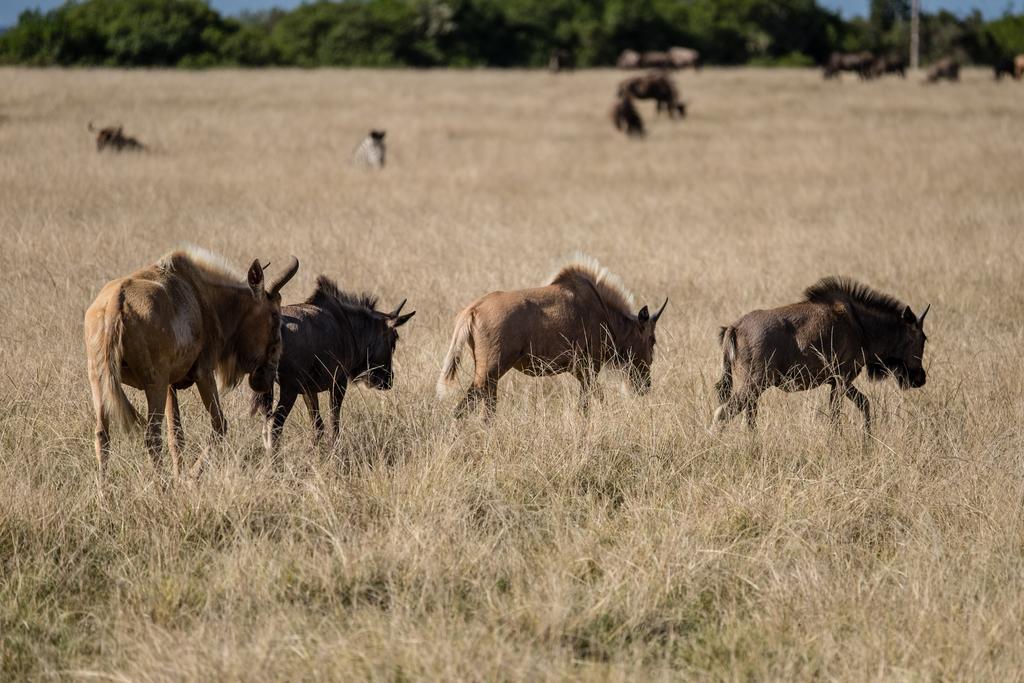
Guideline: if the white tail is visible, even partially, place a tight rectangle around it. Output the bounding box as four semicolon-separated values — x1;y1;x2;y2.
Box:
89;288;143;432
436;309;473;399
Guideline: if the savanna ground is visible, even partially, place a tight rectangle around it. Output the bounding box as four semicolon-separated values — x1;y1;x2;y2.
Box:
1;66;1023;680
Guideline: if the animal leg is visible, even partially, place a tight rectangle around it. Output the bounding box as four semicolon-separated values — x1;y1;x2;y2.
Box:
574;364;601;415
845;385;871;433
89;376;111;480
455;386;483;418
743;397;759;430
302;393;325;443
165;386;185;477
828;382;845;427
195;375;227;438
270;388;298;451
143;383;169;470
329;380;347;447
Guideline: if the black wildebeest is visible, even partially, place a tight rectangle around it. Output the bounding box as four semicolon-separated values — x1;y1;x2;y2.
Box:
823;51;875;80
84;247;299;477
548;48;573;73
610;94;645;136
712;277;929;433
618;72;686;118
994;57;1019;81
254;275;414;453
88;122;146;152
871;55;907;79
925;57;960;83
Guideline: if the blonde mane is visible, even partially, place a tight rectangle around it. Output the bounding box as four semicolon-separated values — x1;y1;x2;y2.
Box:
547;252;636;314
158;244;247;289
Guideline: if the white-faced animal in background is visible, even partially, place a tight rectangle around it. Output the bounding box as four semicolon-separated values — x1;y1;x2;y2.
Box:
353;129;386;169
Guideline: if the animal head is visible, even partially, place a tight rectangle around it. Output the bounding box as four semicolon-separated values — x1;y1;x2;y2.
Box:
239;257;299;393
370;130;386;141
357;299;415;391
616;298;668;395
867;304;929;389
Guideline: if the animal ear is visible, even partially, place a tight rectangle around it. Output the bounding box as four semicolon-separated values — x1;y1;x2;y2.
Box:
918;304;930;326
247;259;265;298
390;311;416;328
638;305;650;324
901;305;916;324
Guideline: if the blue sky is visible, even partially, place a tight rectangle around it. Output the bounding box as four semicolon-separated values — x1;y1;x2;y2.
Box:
0;0;1012;28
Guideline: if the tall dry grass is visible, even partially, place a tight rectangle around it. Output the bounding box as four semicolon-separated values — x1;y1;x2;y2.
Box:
1;67;1023;680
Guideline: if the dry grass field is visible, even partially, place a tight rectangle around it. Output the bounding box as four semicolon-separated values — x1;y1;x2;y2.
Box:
1;66;1023;680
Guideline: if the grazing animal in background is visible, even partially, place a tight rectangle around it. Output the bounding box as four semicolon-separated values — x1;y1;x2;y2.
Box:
618;72;686;118
639;51;673;69
610;94;646;136
253;276;414;453
617;49;642;69
871;55;907;78
437;255;667;417
88;121;146;152
994;57;1019;80
712;277;929;433
823;51;875;80
353;129;386;168
548;48;573;73
925;58;960;83
1016;54;1024;79
668;46;701;70
83;247;299;478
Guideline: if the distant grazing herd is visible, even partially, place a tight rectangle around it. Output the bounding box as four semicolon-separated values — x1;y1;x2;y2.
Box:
83;246;932;479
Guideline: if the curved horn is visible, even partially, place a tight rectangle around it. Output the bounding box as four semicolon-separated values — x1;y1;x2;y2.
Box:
261;260;271;271
653;297;668;322
388;298;407;318
918;304;930;325
268;256;299;297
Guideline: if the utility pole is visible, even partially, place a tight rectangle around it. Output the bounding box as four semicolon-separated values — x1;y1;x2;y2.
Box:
910;0;920;70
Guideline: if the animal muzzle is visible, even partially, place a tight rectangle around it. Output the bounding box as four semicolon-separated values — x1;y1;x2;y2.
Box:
367;368;393;391
249;365;277;393
908;367;927;389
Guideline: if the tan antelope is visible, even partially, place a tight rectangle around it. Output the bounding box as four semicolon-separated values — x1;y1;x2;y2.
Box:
437;255;667;416
712;277;929;433
84;247;298;477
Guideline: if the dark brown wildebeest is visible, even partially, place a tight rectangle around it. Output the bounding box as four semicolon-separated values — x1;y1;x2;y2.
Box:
871;55;907;78
668;46;701;70
437;255;667;417
617;49;641;69
610;94;645;136
618;72;686;118
88;121;146;152
548;48;573;73
994;57;1019;80
823;51;875;80
712;277;929;433
84;247;299;478
925;57;960;83
253;275;414;453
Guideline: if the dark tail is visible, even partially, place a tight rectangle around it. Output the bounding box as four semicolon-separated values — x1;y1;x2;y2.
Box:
714;326;737;403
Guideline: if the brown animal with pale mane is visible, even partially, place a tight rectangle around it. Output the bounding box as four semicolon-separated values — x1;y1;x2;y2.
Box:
437;255;667;416
83;247;298;478
713;276;929;432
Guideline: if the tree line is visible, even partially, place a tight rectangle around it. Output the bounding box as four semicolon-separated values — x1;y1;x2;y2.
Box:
1;0;1021;68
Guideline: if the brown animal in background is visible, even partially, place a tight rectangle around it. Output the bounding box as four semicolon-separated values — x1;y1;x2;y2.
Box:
668;47;701;70
88;121;146;152
823;51;874;80
610;94;645;136
619;72;686;118
437;255;667;416
83;247;298;478
1015;54;1024;79
639;51;672;68
548;48;573;73
925;57;960;83
617;49;641;69
993;58;1018;80
712;277;929;433
871;55;907;78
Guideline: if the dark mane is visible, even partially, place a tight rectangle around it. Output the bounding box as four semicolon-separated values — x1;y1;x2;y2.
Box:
306;275;378;313
803;276;905;316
